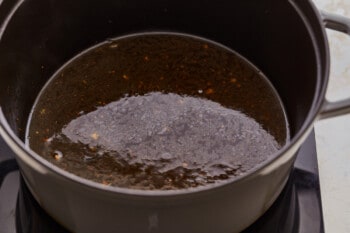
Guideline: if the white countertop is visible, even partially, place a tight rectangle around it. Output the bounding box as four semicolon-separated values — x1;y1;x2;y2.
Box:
312;0;350;232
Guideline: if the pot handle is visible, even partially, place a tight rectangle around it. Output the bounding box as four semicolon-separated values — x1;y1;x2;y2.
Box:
319;11;350;120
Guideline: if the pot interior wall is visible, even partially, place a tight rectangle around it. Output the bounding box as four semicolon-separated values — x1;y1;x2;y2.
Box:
0;0;319;141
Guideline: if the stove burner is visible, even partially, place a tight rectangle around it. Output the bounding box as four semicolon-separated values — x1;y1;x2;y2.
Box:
0;131;324;233
16;177;67;233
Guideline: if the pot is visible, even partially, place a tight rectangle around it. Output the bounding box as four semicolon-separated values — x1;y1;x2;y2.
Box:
0;0;349;232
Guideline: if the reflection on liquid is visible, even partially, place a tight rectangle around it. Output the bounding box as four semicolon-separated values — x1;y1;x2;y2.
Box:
42;92;280;190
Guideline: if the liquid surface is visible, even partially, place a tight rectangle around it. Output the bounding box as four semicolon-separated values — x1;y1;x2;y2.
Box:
27;33;289;190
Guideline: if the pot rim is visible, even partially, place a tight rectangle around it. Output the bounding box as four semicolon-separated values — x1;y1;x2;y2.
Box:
0;0;330;197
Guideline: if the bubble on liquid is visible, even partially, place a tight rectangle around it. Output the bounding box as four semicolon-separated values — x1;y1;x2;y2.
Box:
53;150;63;160
83;155;94;162
160;152;173;160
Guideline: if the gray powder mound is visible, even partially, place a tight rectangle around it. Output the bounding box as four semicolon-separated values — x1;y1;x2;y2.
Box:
62;92;280;179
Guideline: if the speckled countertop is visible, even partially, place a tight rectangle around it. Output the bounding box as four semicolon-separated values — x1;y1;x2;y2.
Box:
312;1;350;233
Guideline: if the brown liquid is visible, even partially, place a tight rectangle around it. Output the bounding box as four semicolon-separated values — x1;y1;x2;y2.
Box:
27;33;289;190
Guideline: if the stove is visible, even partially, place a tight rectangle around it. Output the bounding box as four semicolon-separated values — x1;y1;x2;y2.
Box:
0;130;324;233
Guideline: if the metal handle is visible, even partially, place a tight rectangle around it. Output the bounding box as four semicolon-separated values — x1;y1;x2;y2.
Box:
319;11;350;120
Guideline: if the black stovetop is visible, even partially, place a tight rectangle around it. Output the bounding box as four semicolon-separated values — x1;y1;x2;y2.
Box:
0;131;324;233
